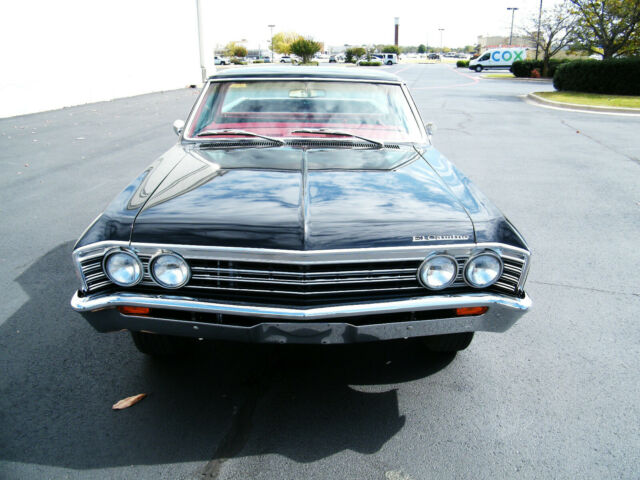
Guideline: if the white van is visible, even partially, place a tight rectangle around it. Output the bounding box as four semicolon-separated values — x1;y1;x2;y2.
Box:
375;53;398;65
469;48;526;72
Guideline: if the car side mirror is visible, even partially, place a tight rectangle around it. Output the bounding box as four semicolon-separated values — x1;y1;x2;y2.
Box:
425;122;437;138
173;119;185;136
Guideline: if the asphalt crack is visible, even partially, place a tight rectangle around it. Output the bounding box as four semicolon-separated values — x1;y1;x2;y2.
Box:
561;119;640;166
530;280;639;297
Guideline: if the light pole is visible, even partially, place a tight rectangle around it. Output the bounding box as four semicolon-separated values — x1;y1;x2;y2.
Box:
268;24;275;63
394;17;400;47
507;7;519;45
195;0;206;81
535;0;543;60
438;28;444;51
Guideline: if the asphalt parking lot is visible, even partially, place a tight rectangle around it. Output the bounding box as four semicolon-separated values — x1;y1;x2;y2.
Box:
1;63;639;480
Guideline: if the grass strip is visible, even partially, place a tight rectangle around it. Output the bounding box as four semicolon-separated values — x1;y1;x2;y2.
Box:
535;91;640;109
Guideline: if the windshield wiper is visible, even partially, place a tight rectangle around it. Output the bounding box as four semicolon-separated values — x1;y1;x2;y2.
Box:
291;128;384;148
196;129;285;145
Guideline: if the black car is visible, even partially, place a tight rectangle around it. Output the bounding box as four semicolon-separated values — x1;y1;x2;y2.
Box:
71;67;531;357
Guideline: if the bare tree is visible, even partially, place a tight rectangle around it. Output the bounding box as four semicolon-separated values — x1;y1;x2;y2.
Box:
523;2;577;76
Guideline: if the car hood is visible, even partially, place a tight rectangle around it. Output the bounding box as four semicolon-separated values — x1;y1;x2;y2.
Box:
129;146;475;250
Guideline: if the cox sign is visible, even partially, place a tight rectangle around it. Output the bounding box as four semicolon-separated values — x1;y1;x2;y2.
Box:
491;50;524;62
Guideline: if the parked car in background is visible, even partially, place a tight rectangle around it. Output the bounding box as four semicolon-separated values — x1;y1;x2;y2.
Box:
71;67;531;358
427;53;440;60
214;56;229;65
329;55;337;63
280;56;295;63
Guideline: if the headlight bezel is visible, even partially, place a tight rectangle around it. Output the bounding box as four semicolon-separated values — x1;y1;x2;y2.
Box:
149;251;191;289
417;254;459;290
464;251;503;288
102;248;144;287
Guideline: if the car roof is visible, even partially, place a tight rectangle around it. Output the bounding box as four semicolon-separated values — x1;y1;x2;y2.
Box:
208;66;402;83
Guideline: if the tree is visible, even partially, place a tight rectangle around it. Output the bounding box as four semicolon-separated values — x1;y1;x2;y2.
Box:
522;2;577;76
417;44;427;54
382;45;400;55
224;41;247;58
290;37;321;64
271;32;302;55
345;47;366;63
568;0;640;58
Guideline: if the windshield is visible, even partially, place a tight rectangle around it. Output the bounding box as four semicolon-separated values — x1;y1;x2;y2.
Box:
187;80;424;143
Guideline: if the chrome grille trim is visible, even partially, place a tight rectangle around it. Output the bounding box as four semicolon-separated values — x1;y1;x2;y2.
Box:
73;241;529;297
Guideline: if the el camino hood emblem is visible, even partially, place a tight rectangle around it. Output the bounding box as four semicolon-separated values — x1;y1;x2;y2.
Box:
413;234;470;242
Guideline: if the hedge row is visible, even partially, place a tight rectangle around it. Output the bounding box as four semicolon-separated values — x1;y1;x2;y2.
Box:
456;60;469;68
510;59;569;78
553;59;640;95
359;61;382;66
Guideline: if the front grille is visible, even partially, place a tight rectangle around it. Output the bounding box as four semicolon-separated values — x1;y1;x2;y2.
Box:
80;254;110;292
78;250;527;306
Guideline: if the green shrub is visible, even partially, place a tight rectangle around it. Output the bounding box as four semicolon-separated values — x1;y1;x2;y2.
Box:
382;45;400;55
290;38;322;64
553;59;640;95
230;58;247;65
511;59;570;78
252;59;264;64
298;62;319;66
456;60;469;68
358;61;382;66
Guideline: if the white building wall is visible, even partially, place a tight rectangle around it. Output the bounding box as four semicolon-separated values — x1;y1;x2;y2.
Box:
0;0;207;118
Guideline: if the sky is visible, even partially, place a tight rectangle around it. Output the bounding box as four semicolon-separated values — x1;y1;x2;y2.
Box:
199;0;562;51
1;0;562;117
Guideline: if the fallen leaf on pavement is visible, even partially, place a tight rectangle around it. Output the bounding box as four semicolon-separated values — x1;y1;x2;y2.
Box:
112;393;147;410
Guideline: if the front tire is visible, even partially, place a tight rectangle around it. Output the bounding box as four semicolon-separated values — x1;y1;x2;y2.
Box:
422;332;474;352
387;60;393;65
131;331;192;357
474;65;483;72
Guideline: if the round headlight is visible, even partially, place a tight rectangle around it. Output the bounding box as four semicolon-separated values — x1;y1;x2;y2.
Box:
150;252;190;289
465;252;503;288
103;250;143;287
418;255;458;290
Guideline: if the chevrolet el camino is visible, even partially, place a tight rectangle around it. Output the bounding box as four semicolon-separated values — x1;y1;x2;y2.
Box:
71;67;531;356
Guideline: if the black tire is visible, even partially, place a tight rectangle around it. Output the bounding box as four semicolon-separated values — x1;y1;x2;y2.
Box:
387;60;393;65
422;332;474;352
475;65;483;72
131;331;192;357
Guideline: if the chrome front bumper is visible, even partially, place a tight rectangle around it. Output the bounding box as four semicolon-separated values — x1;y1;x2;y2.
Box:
71;291;531;344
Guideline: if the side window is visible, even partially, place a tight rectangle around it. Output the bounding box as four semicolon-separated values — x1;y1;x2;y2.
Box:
479;52;490;61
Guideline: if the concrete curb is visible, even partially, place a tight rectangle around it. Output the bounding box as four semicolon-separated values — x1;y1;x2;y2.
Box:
527;92;640;115
481;75;552;82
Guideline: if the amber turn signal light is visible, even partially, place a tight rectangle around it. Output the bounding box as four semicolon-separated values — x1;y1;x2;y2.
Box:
118;306;150;315
456;306;488;316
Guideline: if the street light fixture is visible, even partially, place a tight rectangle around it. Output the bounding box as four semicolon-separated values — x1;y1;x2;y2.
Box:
438;28;444;51
268;24;275;63
507;7;519;45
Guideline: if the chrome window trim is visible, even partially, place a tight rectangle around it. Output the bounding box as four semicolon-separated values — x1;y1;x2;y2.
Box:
182;78;415;143
207;77;403;85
